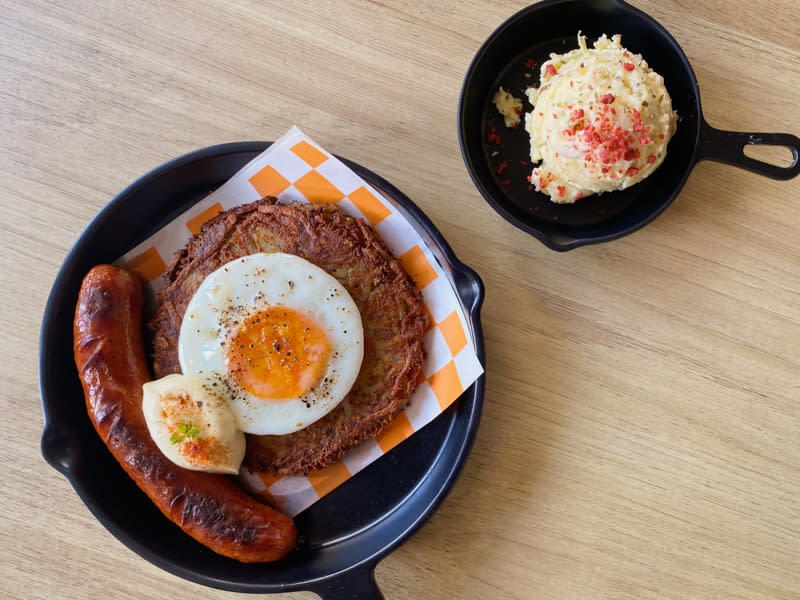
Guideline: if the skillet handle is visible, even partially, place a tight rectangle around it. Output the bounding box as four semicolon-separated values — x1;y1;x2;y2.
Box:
697;120;800;180
308;564;384;600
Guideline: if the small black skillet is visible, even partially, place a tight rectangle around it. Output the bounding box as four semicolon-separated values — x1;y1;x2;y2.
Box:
458;0;800;251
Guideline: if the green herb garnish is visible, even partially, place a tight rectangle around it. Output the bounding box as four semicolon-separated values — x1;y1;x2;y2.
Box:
170;422;201;445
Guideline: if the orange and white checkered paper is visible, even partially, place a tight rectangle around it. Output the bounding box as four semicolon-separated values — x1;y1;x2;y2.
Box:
117;126;483;517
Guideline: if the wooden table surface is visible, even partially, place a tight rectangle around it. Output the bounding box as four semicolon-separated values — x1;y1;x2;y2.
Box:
3;1;799;598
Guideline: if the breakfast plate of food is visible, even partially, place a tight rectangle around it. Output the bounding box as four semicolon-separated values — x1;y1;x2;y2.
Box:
39;138;485;597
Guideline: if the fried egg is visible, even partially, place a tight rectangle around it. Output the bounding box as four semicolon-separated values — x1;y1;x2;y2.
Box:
178;252;364;436
142;373;246;474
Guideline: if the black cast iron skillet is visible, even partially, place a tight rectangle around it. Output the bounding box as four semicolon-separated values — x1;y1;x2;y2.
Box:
39;142;485;598
458;0;800;251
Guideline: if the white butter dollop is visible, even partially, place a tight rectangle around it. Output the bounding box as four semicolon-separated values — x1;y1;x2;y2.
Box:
142;374;246;474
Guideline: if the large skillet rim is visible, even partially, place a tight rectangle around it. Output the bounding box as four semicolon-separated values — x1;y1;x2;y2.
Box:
39;141;486;595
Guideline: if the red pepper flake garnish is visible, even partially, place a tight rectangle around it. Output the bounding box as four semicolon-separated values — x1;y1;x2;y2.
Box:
521;160;529;166
495;160;510;175
486;120;502;146
570;108;585;121
545;63;557;76
658;133;665;140
576;192;583;200
640;135;651;145
624;148;640;161
647;155;657;164
626;167;639;177
538;112;544;117
623;62;635;71
632;109;643;132
557;185;566;197
600;93;615;104
570;80;574;87
528;185;534;191
524;58;536;68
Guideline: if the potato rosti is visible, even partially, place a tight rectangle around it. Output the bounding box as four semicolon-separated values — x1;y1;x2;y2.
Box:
149;197;428;476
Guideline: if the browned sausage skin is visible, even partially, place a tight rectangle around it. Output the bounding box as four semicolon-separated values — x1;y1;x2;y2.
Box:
73;264;297;563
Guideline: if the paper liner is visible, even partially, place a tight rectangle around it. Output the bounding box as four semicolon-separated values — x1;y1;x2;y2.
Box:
117;126;484;516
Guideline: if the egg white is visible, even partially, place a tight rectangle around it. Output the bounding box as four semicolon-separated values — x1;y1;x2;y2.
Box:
178;252;364;436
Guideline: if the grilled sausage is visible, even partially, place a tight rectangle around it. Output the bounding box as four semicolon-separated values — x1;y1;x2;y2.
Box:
73;264;297;562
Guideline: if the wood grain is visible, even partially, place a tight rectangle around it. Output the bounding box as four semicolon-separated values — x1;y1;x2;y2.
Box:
2;0;798;598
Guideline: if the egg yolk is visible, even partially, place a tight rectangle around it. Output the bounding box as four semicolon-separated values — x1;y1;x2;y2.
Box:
225;307;332;401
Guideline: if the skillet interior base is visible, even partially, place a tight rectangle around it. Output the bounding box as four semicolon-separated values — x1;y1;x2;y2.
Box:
483;35;641;227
